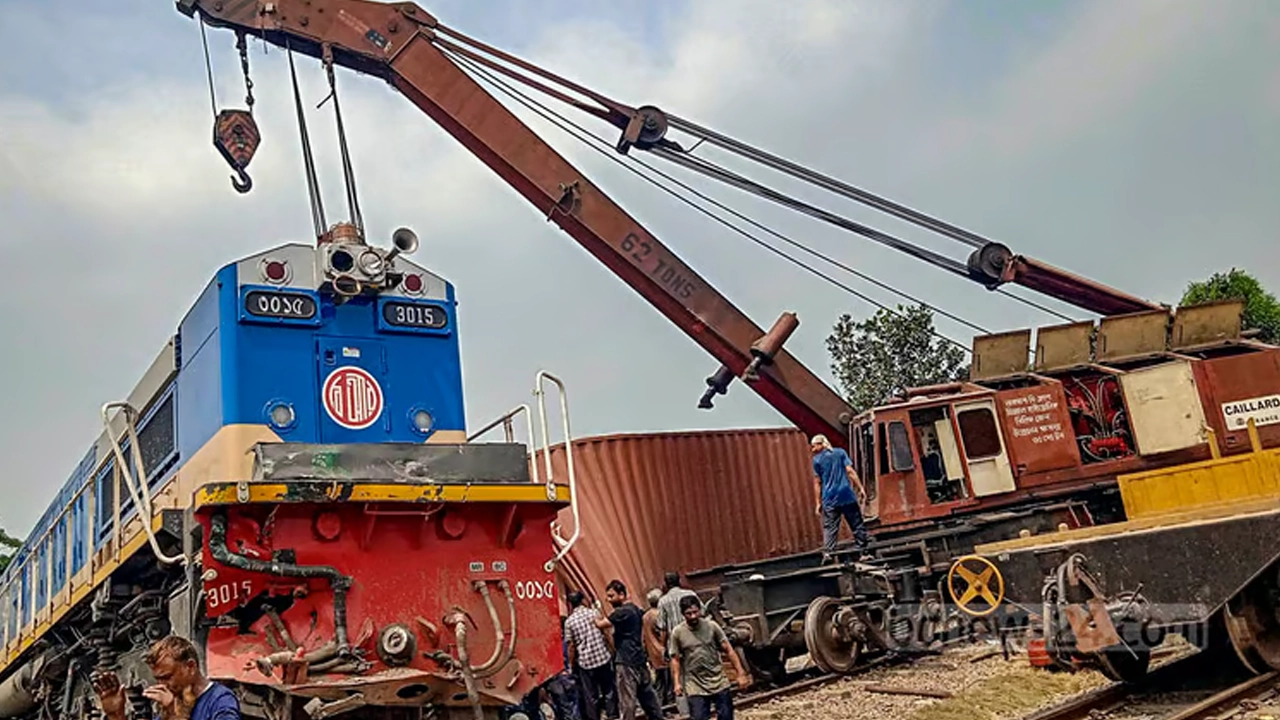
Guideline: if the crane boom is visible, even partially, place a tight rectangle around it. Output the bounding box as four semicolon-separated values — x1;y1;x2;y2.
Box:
178;0;855;443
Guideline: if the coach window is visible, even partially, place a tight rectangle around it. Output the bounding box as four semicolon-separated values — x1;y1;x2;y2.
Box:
957;407;1002;460
96;463;115;543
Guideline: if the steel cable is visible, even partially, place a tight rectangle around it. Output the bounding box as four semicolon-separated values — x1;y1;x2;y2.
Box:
444;49;980;353
429;29;1076;323
445;47;983;351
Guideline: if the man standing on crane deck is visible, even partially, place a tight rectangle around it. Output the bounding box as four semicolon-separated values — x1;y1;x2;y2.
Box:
811;434;871;562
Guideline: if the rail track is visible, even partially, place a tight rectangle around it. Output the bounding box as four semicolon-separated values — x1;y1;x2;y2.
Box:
1022;649;1280;720
661;649;919;719
666;660;887;719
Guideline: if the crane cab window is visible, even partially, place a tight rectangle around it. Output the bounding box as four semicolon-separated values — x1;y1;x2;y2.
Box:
957;407;1002;460
877;421;915;475
852;423;877;503
909;406;969;505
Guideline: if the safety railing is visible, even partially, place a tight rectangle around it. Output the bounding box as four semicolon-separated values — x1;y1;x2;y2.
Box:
465;371;580;573
533;371;579;573
467;403;542;490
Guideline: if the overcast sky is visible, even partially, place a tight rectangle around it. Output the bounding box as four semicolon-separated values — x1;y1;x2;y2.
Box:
1;0;1276;538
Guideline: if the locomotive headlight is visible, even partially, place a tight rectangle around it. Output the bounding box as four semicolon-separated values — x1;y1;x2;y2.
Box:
409;408;434;435
358;250;384;276
329;248;355;273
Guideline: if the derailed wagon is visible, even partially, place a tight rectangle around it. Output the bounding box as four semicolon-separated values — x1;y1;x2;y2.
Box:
952;416;1280;682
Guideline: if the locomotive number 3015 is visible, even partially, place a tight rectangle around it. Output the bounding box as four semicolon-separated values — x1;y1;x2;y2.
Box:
383;300;449;329
206;580;253;609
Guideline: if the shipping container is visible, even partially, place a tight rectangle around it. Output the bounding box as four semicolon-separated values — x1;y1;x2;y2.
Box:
534;427;828;603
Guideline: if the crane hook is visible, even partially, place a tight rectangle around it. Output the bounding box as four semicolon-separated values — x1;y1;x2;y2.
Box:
213;109;261;196
231;167;253;194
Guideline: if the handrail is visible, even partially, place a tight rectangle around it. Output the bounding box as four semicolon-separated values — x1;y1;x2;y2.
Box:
534;371;579;573
466;404;541;487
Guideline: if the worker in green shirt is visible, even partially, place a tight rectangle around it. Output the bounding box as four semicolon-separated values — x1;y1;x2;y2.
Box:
667;594;749;720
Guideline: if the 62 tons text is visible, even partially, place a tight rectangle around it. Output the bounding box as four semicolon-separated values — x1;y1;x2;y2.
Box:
621;233;696;300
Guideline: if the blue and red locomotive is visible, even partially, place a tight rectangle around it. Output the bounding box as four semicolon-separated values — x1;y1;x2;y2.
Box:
0;223;575;719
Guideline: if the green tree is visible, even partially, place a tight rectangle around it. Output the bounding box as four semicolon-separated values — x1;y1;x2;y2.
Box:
827;303;969;414
0;527;22;574
1181;269;1280;345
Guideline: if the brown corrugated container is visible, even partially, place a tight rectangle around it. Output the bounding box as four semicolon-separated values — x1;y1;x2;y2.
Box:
533;428;822;604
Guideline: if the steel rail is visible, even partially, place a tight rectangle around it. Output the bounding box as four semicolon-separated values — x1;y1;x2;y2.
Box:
1018;651;1251;720
1164;670;1280;720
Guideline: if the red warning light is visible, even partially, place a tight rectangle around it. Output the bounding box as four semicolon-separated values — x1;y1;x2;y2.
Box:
403;274;424;295
263;260;289;284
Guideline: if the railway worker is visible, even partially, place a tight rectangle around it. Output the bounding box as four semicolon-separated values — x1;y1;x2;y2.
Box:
668;594;750;720
92;635;241;720
656;572;699;716
642;588;675;708
810;433;872;563
565;590;618;720
591;580;664;720
655;572;698;641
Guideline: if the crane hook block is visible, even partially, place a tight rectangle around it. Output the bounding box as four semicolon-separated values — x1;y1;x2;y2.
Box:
212;108;260;195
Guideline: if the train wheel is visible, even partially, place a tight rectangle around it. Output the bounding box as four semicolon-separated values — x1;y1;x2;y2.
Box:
1223;581;1280;673
803;596;861;674
1096;646;1151;683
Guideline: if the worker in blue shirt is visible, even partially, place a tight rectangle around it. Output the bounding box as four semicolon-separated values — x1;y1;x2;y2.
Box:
810;434;872;562
93;636;240;720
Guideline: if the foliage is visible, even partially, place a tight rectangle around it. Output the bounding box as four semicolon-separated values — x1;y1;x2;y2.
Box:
1181;269;1280;345
826;303;969;414
0;527;22;574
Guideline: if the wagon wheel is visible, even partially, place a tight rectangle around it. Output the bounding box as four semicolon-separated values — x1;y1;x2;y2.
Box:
1223;581;1280;674
947;555;1005;618
1096;646;1151;683
803;596;861;674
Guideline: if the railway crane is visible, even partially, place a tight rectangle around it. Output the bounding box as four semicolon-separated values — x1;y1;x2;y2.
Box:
174;0;1177;453
168;0;1280;699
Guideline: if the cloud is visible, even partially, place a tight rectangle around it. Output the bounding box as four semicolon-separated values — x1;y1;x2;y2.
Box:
908;0;1242;177
0;0;1277;536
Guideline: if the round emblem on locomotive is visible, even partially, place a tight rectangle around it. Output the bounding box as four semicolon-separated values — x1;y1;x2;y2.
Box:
322;366;384;430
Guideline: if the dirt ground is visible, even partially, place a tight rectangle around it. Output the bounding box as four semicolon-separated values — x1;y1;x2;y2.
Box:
738;643;1114;720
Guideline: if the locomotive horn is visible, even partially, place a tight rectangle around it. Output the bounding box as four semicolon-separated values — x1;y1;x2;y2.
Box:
385;227;419;263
